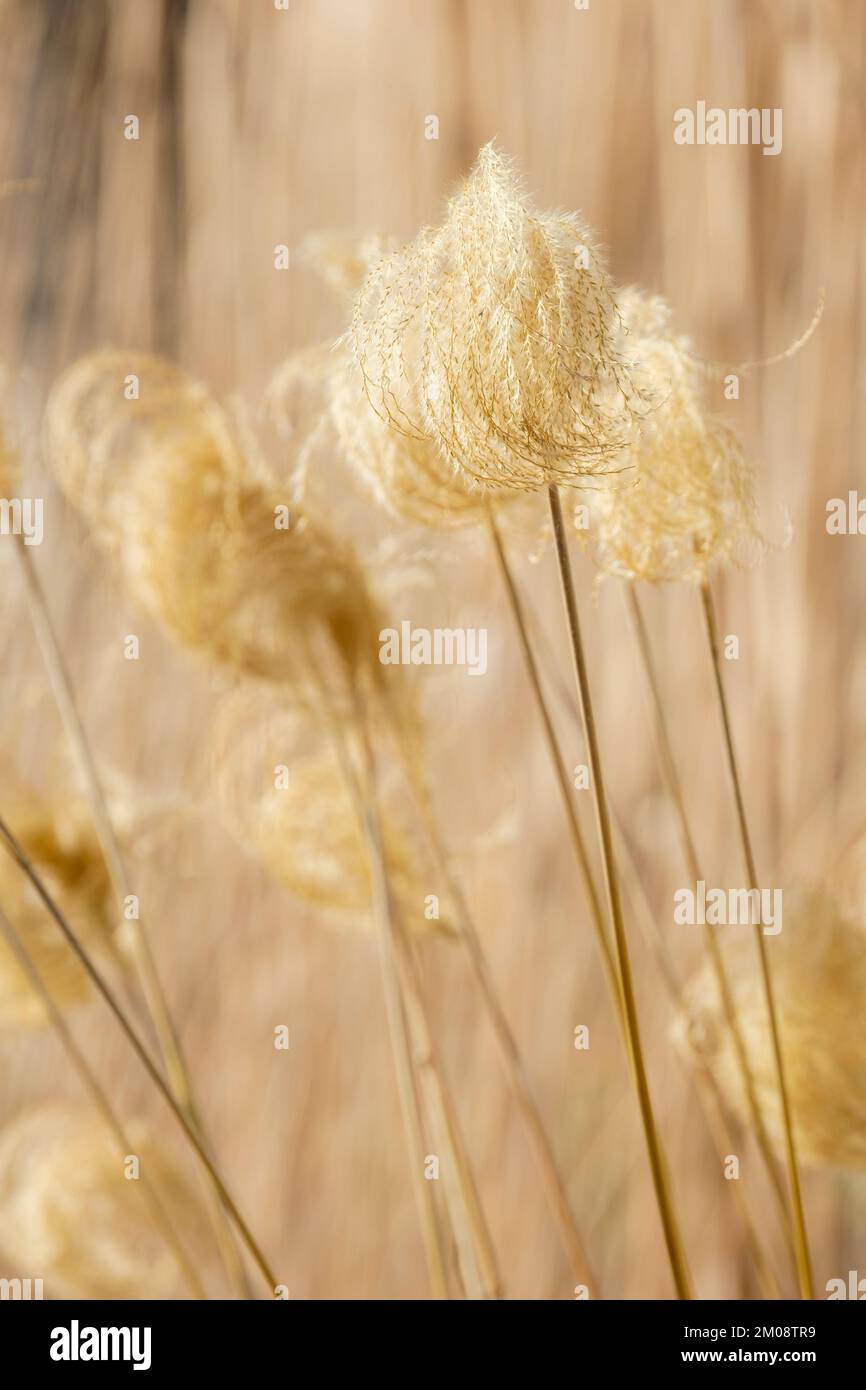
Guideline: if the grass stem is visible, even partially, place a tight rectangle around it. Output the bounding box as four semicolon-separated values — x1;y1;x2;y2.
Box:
0;812;277;1296
13;537;251;1297
624;581;795;1255
0;902;206;1300
547;484;692;1300
699;578;814;1300
382;632;598;1292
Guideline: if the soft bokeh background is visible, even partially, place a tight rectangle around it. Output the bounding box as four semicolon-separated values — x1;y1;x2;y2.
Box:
0;0;864;1299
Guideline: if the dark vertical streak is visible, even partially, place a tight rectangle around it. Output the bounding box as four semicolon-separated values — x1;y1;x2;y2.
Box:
17;0;108;379
153;0;188;357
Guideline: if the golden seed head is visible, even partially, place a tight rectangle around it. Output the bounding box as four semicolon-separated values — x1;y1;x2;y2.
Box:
0;1104;210;1297
676;886;866;1170
351;143;643;493
45;350;380;690
274;241;503;529
44;349;208;530
212;686;452;938
330;344;498;529
0;802;115;1029
578;287;765;583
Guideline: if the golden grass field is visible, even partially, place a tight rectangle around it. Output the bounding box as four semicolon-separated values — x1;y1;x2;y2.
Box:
0;0;864;1301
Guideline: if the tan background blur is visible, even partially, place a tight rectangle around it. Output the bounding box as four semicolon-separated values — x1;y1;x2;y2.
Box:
0;0;864;1299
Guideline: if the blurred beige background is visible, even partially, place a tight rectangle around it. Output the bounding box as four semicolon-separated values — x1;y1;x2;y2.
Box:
0;0;864;1299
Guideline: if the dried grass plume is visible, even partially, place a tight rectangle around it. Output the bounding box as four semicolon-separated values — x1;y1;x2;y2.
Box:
351;143;643;492
578;288;766;583
45;351;380;689
212;686;451;938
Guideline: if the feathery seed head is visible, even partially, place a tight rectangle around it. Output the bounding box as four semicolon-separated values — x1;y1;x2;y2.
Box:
330;345;498;528
45;351;381;690
212;687;451;938
578;287;765;583
352;143;644;493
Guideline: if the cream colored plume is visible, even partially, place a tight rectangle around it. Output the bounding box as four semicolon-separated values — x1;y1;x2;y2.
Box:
45;350;381;690
277;227;524;528
578;288;766;583
329;343;498;528
351;143;644;492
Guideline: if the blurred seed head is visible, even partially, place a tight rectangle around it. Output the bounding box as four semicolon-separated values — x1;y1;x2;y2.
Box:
45;350;381;692
44;350;208;531
351;142;644;492
299;230;400;306
212;685;452;938
0;802;114;1028
676;886;866;1170
0;1104;211;1298
578;288;766;583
